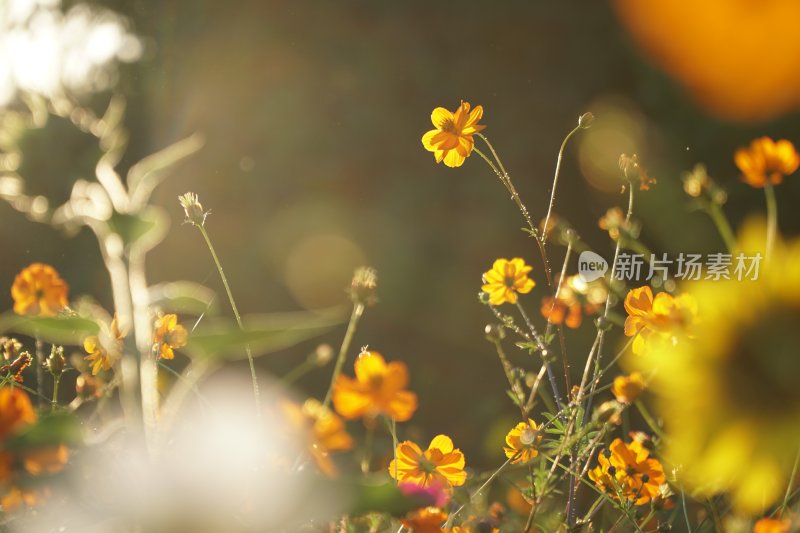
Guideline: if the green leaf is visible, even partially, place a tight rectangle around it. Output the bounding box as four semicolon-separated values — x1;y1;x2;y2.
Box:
148;281;218;316
185;308;344;360
0;312;99;345
4;411;82;451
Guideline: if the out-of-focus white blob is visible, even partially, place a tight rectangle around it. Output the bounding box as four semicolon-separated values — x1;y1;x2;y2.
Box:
0;0;142;106
15;372;346;532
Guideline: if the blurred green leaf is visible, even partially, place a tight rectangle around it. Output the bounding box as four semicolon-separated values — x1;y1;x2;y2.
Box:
185;308;345;360
0;313;99;345
4;411;82;451
148;281;217;316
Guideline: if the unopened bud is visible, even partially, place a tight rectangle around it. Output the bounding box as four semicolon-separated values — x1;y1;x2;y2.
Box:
578;112;595;129
46;345;66;376
179;192;209;227
312;343;334;366
1;337;23;361
348;266;378;306
484;323;505;342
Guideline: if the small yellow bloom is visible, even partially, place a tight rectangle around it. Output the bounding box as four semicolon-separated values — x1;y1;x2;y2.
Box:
623;285;696;355
735;137;799;188
11;263;69;317
389;435;467;490
153;313;188;360
422;101;485;168
83;316;125;375
589;437;666;506
332;351;418;422
503;419;542;464
481;258;535;306
611;372;646;404
281;398;353;477
754;518;791;533
400;506;448;533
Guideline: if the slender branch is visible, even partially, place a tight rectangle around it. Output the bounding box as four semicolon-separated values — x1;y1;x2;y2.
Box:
322;303;365;408
542;124;582;241
764;182;778;259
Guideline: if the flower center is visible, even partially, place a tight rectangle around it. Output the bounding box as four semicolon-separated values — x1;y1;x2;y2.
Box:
504;276;516;289
440;118;457;134
520;427;538;446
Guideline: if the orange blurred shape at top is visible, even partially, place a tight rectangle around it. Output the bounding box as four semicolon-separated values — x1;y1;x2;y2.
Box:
614;0;800;122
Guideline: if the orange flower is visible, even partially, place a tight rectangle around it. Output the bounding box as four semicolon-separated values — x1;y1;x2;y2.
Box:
22;445;69;476
389;435;467;490
589;437;666;506
332;351;417;421
83;316;125;375
735;137;799;188
11;263;69;317
611;372;646;404
540;275;605;329
754;518;791;533
623;286;696;355
153;313;188;360
481;258;535;306
503;419;542;464
281;398;353;477
613;0;800;121
400;506;448;533
422;102;485;168
0;387;36;440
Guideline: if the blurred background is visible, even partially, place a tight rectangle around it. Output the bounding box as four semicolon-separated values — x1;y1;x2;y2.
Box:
2;0;800;470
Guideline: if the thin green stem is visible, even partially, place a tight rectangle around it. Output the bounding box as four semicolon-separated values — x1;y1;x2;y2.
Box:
281;357;318;386
542;125;582;242
634;400;664;438
445;455;516;528
35;336;44;408
681;485;693;533
51;375;60;410
197;225;260;414
322;303;365;408
706;203;736;253
764;183;778;259
780;446;800;513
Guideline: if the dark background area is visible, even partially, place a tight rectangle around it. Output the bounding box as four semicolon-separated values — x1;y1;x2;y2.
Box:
3;0;800;468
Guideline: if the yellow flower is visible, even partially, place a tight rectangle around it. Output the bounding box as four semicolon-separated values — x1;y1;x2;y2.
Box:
281;398;353;477
400;506;448;533
421;102;485;168
389;435;467;490
83;316;124;375
611;372;646;404
754;518;791;533
629;218;800;514
588;437;666;506
623;285;696;355
10;263;69;317
332;351;418;422
503;419;542;464
481;258;535;306
153;313;188;360
735;137;799;188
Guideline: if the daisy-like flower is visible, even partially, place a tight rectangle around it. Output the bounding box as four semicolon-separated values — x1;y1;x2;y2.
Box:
481;258;535;306
83;316;124;375
735;137;799;188
421;101;485;168
623;286;696;356
588;437;666;506
628;219;800;514
332;351;417;422
754;518;791;533
153;313;188;360
400;506;448;533
389;435;467;490
281;398;353;477
611;372;646;404
10;263;69;317
503;419;542;464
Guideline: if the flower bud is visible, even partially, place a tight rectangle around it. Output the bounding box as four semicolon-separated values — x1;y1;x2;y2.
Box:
179;192;209;227
484;323;505;343
348;266;378;306
312;343;334;366
46;345;66;376
578;112;595;129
